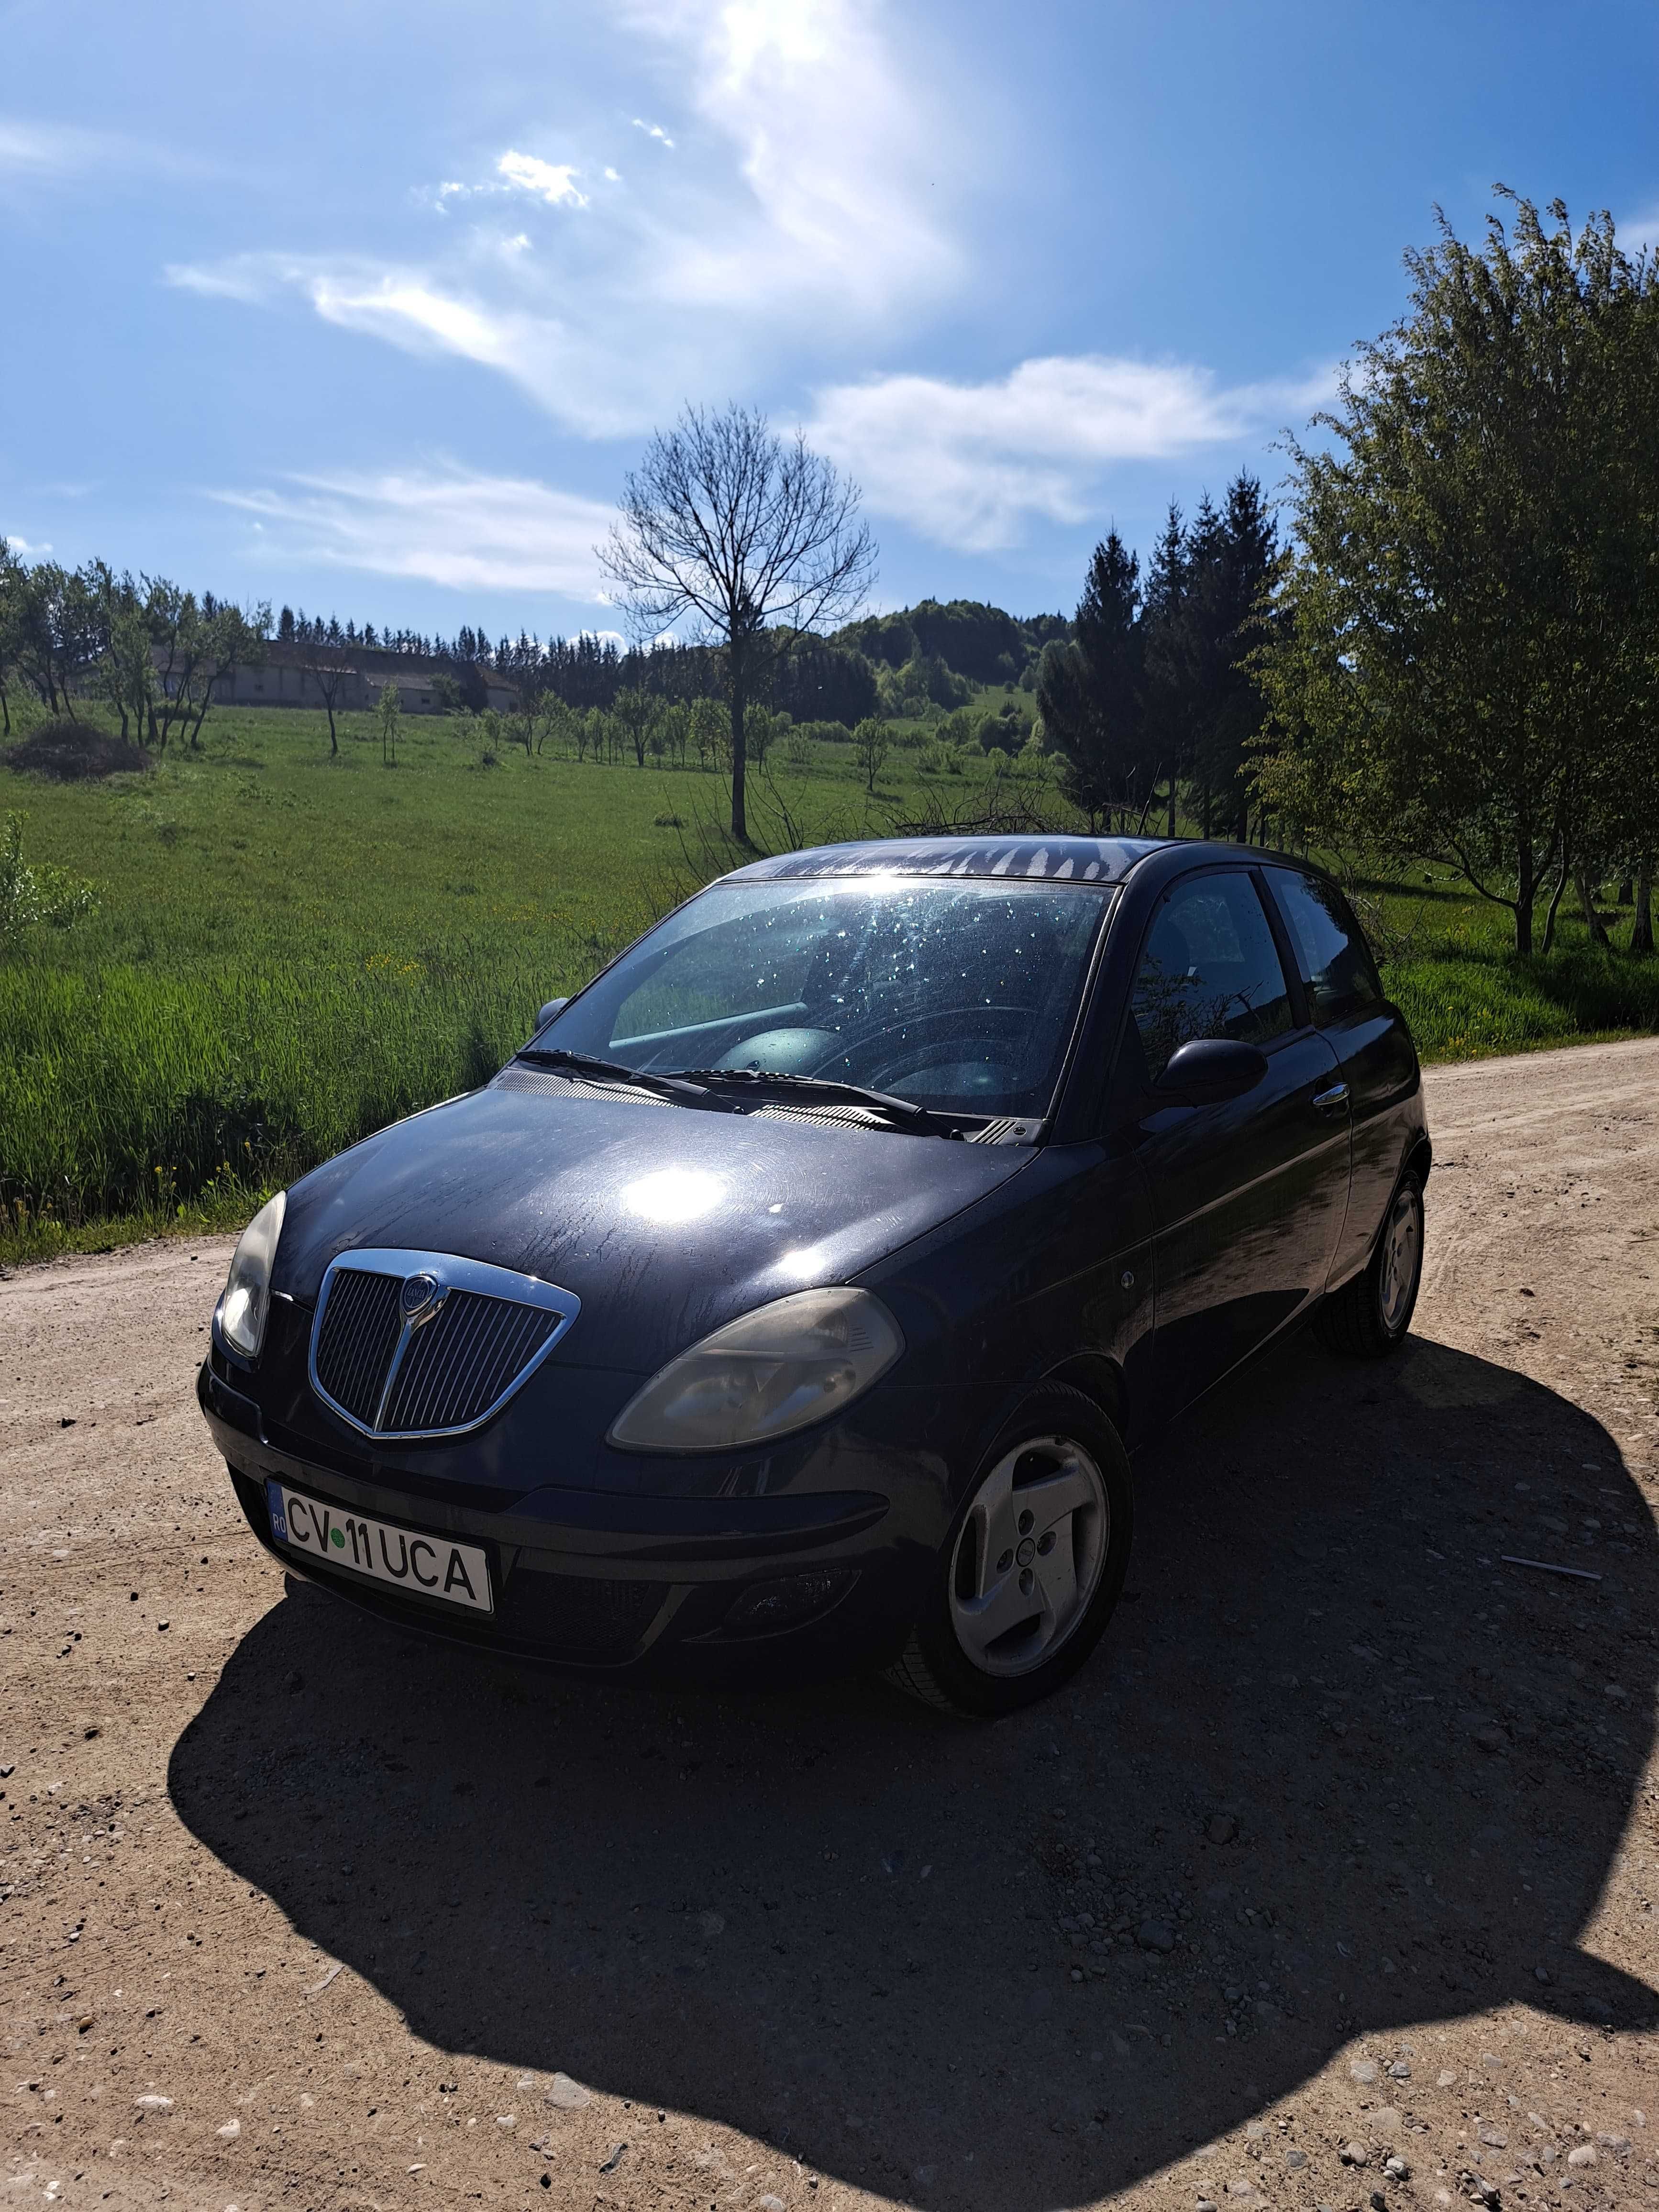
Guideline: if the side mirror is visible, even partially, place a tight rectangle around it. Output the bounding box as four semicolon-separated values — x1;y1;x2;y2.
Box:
1154;1037;1268;1104
536;998;568;1031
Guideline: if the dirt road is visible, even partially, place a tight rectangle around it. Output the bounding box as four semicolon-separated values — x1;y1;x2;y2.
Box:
5;1037;1659;2212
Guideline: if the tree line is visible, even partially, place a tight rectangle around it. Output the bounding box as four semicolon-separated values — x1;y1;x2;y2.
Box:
0;547;967;771
273;613;884;730
273;607;883;722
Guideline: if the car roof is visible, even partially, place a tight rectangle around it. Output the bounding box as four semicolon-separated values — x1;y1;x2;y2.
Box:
723;834;1178;885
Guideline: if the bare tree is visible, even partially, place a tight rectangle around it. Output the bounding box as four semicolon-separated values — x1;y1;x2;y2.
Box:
600;405;875;841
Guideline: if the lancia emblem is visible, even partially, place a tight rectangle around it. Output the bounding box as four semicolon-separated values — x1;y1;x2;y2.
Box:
400;1272;442;1321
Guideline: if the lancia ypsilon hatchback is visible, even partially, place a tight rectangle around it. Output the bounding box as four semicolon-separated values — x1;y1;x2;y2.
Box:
199;835;1428;1714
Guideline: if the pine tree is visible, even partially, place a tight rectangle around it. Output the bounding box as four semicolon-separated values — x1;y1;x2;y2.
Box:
1139;502;1190;833
1180;495;1221;835
1210;474;1278;839
1037;529;1146;830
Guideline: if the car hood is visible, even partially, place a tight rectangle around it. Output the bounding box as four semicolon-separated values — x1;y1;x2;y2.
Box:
271;1072;1034;1374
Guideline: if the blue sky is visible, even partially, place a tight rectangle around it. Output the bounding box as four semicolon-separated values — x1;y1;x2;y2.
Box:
3;0;1656;644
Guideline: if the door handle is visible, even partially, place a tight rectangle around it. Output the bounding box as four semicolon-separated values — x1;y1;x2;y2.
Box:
1311;1082;1350;1112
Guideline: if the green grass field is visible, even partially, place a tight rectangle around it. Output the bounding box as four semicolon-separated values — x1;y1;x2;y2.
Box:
4;697;1657;1264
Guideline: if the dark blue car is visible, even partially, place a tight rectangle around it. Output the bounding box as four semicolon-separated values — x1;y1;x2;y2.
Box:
199;834;1429;1714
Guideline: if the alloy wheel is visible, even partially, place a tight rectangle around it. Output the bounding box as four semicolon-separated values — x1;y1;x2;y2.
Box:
947;1434;1110;1678
1379;1183;1423;1332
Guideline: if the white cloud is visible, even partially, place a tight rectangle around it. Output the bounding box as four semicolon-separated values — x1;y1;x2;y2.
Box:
649;0;954;320
809;355;1331;548
172;0;957;434
0;117;205;184
166;252;293;303
0;120;100;174
308;271;520;370
3;532;53;555
210;466;615;597
496;150;586;207
631;118;675;148
167;250;739;438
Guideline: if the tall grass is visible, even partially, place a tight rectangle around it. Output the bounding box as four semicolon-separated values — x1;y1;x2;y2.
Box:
0;953;552;1223
1387;943;1659;1060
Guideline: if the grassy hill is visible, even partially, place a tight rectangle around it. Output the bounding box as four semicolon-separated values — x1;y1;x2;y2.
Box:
3;695;1656;1263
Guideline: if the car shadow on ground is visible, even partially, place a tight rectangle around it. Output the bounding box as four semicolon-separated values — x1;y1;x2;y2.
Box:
170;1329;1659;2210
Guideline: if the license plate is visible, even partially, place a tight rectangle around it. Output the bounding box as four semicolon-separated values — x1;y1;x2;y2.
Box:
265;1480;493;1615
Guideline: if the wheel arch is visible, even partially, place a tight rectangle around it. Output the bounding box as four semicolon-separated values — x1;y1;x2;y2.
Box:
1039;1352;1127;1440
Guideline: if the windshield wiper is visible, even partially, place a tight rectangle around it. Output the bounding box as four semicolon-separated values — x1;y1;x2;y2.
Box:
671;1066;962;1136
516;1047;733;1109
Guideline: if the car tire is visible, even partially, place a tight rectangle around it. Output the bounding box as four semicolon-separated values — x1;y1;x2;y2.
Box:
885;1383;1133;1718
1315;1169;1424;1359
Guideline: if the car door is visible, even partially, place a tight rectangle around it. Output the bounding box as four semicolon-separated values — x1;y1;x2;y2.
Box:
1115;866;1352;1407
1262;865;1423;1288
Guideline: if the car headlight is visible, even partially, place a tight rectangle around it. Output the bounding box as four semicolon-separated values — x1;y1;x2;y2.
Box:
213;1191;287;1360
608;1286;904;1454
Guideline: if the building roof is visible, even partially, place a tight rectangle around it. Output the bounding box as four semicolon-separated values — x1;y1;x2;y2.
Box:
725;834;1174;885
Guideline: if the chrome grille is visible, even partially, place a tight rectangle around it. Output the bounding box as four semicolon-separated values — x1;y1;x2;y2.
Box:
309;1249;579;1440
311;1266;404;1427
379;1290;557;1434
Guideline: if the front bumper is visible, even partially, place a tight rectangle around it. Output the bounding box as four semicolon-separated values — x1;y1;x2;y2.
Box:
199;1360;947;1678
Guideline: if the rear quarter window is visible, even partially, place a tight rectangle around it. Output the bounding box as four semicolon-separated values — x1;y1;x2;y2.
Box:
1266;870;1382;1022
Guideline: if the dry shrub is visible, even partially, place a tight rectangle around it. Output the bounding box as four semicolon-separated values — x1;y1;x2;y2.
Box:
5;719;151;782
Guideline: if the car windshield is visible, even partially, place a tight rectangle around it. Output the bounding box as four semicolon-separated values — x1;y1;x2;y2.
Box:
532;877;1115;1121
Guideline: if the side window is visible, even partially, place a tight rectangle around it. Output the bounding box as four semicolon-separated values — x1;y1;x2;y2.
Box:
1266;870;1382;1022
1129;872;1293;1082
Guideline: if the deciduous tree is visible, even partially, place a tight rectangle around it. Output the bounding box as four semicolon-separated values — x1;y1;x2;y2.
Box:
293;623;352;755
98;597;155;744
0;540;25;736
11;561;99;718
852;715;889;793
612;686;658;769
144;584;268;752
376;681;401;766
601;405;876;841
1255;192;1659;953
